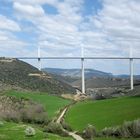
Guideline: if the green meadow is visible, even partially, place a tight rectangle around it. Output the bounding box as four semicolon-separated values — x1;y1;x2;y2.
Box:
6;90;71;118
4;91;140;140
0;121;73;140
94;138;140;140
65;96;140;131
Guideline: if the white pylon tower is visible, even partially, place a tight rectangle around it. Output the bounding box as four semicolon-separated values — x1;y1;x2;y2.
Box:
81;44;85;94
129;46;134;90
38;46;41;71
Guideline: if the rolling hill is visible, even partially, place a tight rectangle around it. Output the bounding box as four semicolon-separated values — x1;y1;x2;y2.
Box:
0;57;75;94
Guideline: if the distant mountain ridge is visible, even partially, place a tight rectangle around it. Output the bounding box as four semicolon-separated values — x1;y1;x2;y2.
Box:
42;68;113;78
114;74;140;79
42;67;140;90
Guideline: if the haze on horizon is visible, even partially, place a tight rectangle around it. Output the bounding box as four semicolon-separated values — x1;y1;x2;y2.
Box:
0;0;140;74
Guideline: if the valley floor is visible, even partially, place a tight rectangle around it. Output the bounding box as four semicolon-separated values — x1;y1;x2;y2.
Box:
0;121;73;140
65;96;140;131
0;90;140;140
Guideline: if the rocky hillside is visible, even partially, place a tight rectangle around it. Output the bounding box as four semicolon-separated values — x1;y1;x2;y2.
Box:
0;57;75;94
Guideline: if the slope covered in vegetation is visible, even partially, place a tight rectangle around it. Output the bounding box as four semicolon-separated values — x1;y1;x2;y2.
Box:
0;121;73;140
65;96;140;131
0;57;75;94
6;90;72;119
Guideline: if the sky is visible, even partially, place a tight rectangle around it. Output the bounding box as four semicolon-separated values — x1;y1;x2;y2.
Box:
0;0;140;74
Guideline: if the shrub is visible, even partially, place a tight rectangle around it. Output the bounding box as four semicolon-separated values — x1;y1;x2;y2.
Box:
0;95;48;124
101;126;120;137
94;93;106;100
101;127;113;136
1;111;21;123
0;121;4;127
82;124;96;139
61;120;72;131
25;126;36;137
132;119;140;137
100;119;140;138
33;112;48;124
44;122;68;137
20;104;48;124
119;121;133;138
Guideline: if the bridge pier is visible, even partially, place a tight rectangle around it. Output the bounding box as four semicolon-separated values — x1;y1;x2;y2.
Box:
38;46;41;71
81;58;85;94
130;58;134;90
38;58;41;71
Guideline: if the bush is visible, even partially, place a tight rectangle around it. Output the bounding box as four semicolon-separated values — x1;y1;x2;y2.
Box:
1;111;21;123
0;95;48;124
100;119;140;138
33;112;49;124
20;104;48;124
101;126;120;137
119;121;133;138
101;127;112;136
0;121;4;127
44;122;68;137
82;124;96;139
132;119;140;137
61;120;72;131
94;93;106;100
25;126;36;137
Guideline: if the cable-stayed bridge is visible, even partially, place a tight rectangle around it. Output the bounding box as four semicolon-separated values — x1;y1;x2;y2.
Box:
11;56;140;94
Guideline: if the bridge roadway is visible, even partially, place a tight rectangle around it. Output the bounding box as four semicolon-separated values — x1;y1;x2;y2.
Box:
13;56;140;60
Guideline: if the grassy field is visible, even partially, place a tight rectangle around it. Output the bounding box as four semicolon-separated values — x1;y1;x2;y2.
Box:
65;96;140;131
0;122;138;140
94;138;140;140
0;121;73;140
6;90;71;118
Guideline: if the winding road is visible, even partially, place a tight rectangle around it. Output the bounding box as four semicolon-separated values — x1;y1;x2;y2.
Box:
56;106;84;140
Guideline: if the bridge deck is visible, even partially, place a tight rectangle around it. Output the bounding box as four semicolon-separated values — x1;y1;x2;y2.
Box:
13;57;140;60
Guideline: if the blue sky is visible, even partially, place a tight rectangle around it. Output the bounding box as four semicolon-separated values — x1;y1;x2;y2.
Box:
0;0;140;74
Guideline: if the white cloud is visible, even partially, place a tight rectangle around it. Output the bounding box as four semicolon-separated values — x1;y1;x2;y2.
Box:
93;0;140;39
6;0;140;57
0;30;33;57
12;0;84;56
10;0;140;59
0;15;21;31
88;0;140;57
13;2;45;17
1;0;140;74
13;0;58;6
